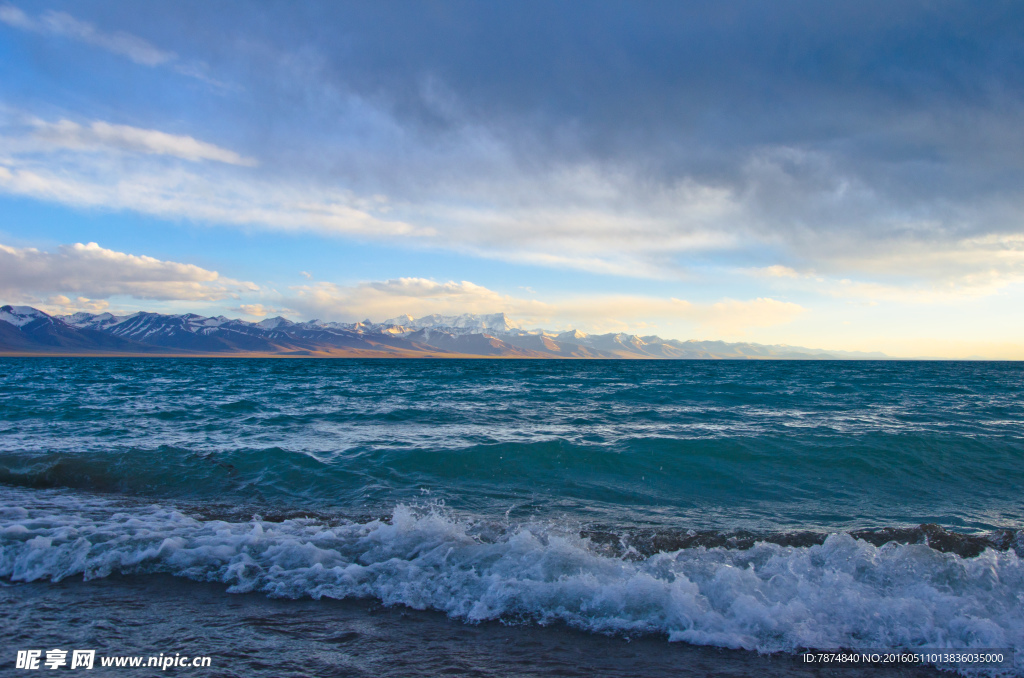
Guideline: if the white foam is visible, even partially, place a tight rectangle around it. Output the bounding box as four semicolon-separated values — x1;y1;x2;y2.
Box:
1;489;1021;675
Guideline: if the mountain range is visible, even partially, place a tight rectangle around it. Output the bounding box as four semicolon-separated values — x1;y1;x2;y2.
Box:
0;305;889;359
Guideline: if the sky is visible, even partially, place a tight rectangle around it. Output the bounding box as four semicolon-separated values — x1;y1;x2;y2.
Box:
1;1;1023;358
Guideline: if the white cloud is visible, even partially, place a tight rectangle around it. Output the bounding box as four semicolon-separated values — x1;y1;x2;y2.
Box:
289;279;525;322
230;303;295;318
0;163;423;238
0;112;424;237
29;119;257;166
0;119;724;274
826;275;1023;304
35;10;176;66
756;265;802;278
745;234;1024;305
41;295;110;316
0;5;224;85
286;277;804;338
0;241;257;302
2;6;173;65
0;4;30;28
698;298;806;337
416;167;743;278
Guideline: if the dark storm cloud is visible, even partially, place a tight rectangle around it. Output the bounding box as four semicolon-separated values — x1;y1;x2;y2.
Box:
262;0;1024;266
249;2;1024;212
268;0;1024;158
62;0;1023;166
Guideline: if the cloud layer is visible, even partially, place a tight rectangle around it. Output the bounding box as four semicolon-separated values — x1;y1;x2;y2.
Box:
0;6;174;65
5;109;1021;292
287;277;804;337
0;239;804;339
28;119;257;166
2;1;1023;285
0;242;256;302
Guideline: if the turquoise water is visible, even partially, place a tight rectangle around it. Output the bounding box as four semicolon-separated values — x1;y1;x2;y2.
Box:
2;358;1022;531
1;358;1023;674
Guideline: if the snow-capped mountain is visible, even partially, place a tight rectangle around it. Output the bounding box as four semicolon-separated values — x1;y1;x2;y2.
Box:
0;305;51;328
384;313;521;333
0;305;151;353
0;305;889;359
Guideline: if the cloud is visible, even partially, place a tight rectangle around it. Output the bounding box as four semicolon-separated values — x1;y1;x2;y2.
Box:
698;298;806;337
0;162;423;239
0;237;804;339
230;3;1024;285
35;10;175;66
0;4;29;28
756;265;802;279
0;111;428;238
365;278;498;298
0;5;223;85
230;303;295;318
0;242;257;302
3;101;1022;292
286;277;804;338
5;2;1024;293
289;278;524;322
0;112;742;275
29;119;257;166
1;5;172;65
827;276;1023;305
41;295;111;316
746;233;1024;304
412;169;743;278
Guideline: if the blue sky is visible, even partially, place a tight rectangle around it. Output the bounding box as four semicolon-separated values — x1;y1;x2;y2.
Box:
2;1;1024;357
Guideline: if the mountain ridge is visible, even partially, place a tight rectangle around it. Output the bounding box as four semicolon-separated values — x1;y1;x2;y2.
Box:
0;305;890;359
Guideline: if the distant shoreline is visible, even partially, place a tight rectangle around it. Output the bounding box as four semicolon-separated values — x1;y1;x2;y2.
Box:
0;351;997;361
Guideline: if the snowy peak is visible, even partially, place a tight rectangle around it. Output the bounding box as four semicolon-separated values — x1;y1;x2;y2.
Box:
383;314;415;327
0;305;54;327
256;316;292;330
402;312;521;332
475;312;521;331
59;311;140;331
60;312;98;326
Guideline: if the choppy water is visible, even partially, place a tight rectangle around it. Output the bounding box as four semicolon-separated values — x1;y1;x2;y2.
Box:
2;358;1023;675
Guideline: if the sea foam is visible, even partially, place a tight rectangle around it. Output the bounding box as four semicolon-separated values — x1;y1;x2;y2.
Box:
1;488;1022;674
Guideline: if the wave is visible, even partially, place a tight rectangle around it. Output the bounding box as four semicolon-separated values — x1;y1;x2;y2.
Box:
1;488;1022;674
2;433;1023;534
584;524;1024;559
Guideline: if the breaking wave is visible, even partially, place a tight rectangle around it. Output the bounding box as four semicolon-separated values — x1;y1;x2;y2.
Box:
2;488;1022;674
